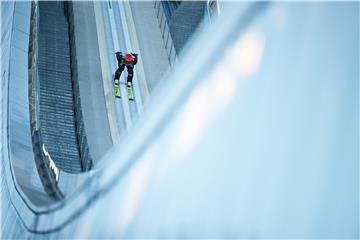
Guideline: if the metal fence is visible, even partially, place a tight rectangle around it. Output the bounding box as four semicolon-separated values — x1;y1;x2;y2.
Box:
28;1;64;200
154;1;177;68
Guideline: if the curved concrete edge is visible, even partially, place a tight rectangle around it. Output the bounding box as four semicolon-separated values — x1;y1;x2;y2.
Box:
1;2;111;234
5;0;50;208
1;1;50;233
93;1;120;145
122;0;150;108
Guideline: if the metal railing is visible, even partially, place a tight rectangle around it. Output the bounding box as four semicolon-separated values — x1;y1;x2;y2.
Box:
28;0;64;200
65;1;93;172
31;1;94;174
154;1;177;68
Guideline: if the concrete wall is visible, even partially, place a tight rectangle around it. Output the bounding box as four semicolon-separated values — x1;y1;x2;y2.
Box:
1;1;43;238
69;2;113;165
130;1;171;93
169;1;206;53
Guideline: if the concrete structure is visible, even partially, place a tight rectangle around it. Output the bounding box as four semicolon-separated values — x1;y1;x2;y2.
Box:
168;1;206;53
130;1;170;93
66;1;113;167
1;1;358;238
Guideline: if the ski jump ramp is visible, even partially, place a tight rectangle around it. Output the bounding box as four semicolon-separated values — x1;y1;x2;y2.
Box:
1;2;358;238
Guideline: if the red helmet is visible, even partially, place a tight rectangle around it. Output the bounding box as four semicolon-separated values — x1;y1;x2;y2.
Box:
124;53;133;62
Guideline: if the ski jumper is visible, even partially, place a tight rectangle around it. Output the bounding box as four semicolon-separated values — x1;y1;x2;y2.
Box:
114;52;138;86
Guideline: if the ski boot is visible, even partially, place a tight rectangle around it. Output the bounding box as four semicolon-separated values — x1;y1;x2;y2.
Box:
114;79;120;98
127;81;134;101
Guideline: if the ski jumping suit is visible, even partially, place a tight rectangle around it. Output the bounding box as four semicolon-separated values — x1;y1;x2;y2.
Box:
114;52;138;86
